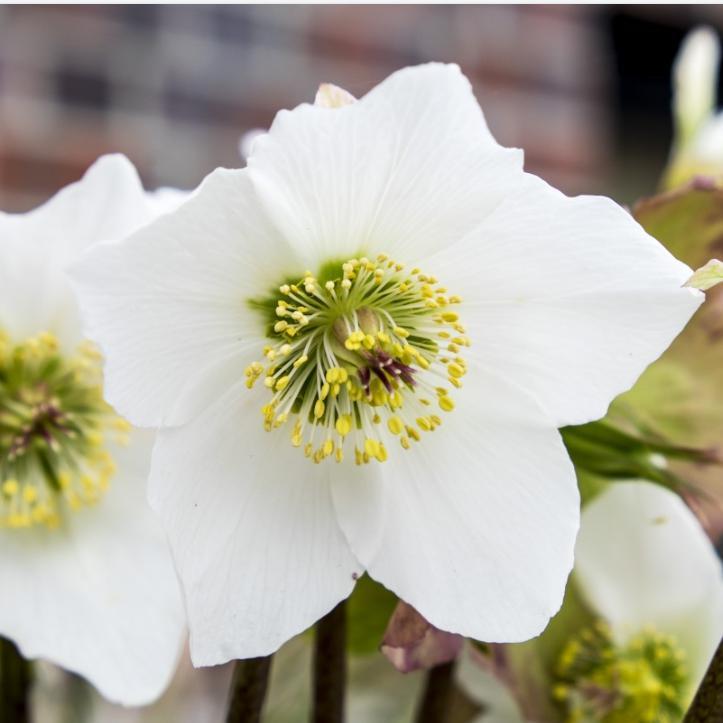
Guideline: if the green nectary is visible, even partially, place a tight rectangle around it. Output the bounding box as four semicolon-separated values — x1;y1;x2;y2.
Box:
0;331;127;529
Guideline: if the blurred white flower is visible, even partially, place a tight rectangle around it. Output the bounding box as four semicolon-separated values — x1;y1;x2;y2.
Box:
0;155;185;705
673;26;719;148
71;64;700;666
556;481;723;722
667;26;723;186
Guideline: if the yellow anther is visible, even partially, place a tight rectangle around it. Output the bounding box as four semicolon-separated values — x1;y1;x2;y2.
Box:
393;327;409;338
314;399;326;418
275;376;290;391
439;396;455;412
376;443;388;462
274;320;288;333
320;383;330;400
335;415;352;437
387;416;404;435
23;485;38;504
2;479;19;496
447;363;465;379
441;312;459;322
364;438;380;458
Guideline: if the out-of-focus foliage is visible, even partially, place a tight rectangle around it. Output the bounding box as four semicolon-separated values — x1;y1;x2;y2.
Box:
561;420;717;503
612;180;723;450
347;575;398;656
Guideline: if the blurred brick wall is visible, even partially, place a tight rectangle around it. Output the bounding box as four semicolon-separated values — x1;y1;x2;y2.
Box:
0;4;612;211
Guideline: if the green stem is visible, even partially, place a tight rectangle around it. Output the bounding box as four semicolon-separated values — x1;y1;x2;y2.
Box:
225;655;273;723
415;660;456;723
312;601;347;723
684;636;723;722
0;636;32;723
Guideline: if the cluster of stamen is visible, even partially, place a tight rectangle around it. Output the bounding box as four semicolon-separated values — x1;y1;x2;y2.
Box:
0;331;128;529
554;620;688;723
245;254;468;464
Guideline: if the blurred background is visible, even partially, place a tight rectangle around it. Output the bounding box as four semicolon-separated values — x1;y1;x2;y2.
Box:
3;5;723;723
2;4;723;212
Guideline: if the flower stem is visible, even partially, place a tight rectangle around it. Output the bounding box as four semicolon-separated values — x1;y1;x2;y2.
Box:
312;601;347;723
225;656;273;723
684;636;723;722
0;636;32;723
414;660;456;723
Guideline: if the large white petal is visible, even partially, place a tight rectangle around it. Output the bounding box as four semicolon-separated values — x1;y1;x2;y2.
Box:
2;154;151;267
247;63;523;269
70;168;299;428
425;173;702;427
0;155;152;352
574;481;723;686
332;367;579;643
149;383;362;665
0;430;185;706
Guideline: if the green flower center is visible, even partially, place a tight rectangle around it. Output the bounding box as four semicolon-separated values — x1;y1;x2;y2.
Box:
246;254;468;464
0;331;127;529
554;620;689;723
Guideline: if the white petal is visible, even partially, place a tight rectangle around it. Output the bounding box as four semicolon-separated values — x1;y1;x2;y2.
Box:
0;430;185;706
70;168;299;428
425;173;702;427
145;186;192;216
3;154;152;266
332;368;579;643
149;383;362;665
575;481;723;684
0;154;153;351
247;63;522;268
0;234;82;352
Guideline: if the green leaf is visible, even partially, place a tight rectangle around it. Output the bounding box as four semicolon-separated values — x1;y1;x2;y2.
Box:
346;575;398;656
560;420;714;499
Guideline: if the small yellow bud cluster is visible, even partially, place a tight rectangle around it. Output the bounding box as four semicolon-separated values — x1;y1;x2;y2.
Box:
554;620;688;723
0;331;126;530
245;253;468;464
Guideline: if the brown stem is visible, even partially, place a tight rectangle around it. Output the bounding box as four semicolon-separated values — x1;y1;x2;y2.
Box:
312;601;347;723
684;636;723;722
225;655;273;723
414;660;456;723
0;636;32;723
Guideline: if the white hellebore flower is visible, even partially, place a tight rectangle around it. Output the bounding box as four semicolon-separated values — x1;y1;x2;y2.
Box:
70;65;702;666
667;26;723;187
0;155;185;705
557;481;723;722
